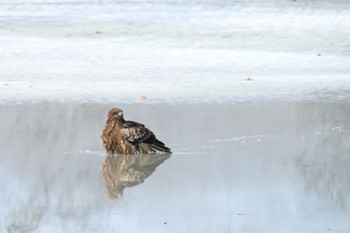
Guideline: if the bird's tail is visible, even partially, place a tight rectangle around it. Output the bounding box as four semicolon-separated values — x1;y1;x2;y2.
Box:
140;139;171;154
149;143;172;153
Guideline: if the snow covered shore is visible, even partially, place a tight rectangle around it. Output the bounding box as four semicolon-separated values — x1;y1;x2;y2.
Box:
0;0;349;104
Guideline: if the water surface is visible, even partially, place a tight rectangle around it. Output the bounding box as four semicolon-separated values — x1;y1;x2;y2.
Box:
1;102;350;232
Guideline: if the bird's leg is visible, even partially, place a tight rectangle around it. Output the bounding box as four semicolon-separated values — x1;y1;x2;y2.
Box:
134;144;142;156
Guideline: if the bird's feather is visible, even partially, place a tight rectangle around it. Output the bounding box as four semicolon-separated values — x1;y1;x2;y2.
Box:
101;108;171;154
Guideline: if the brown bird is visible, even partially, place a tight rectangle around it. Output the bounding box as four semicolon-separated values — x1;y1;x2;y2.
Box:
101;108;171;154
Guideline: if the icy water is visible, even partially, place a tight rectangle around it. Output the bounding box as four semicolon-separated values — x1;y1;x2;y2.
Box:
1;102;350;233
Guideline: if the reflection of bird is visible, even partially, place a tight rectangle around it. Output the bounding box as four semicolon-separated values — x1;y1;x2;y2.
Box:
101;108;171;154
101;153;171;199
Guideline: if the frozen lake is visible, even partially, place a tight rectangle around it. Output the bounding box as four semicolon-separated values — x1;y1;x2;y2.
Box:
0;0;350;103
1;102;350;233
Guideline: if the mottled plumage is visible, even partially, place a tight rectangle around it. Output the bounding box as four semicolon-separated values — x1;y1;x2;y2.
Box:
101;108;171;154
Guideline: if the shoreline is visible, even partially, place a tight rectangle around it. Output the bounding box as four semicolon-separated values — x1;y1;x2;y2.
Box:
1;72;350;105
1;86;350;105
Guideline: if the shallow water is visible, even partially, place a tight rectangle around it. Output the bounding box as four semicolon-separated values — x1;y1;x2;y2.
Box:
1;102;350;233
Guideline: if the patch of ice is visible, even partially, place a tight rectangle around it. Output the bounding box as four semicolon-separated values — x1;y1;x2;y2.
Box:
64;150;104;156
315;125;350;136
209;135;277;143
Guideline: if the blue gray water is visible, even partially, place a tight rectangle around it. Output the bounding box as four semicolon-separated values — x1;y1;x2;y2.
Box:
1;102;350;232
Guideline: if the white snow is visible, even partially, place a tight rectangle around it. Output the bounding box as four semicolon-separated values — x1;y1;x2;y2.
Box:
0;0;349;103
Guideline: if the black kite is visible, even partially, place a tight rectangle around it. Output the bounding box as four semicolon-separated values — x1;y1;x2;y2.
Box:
101;108;171;154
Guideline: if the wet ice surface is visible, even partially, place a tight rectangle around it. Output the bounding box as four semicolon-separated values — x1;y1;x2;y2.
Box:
1;102;350;233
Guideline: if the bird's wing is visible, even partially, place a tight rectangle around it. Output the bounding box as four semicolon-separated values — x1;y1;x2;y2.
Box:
120;121;155;144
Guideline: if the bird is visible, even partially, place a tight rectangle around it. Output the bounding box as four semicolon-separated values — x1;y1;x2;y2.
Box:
101;108;171;154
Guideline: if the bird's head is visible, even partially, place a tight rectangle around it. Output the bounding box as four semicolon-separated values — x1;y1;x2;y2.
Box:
107;108;124;122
